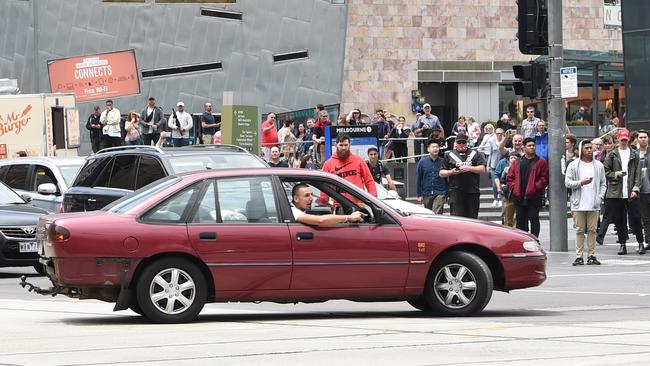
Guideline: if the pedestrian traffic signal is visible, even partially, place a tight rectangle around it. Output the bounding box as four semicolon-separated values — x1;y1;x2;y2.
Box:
512;62;547;98
516;0;548;55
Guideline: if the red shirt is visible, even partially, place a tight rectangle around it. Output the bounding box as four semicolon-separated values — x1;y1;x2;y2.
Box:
261;120;278;147
322;153;377;197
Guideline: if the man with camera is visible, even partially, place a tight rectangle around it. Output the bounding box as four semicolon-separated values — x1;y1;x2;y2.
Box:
168;101;193;147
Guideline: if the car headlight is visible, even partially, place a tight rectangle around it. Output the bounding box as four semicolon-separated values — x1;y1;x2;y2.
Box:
522;240;542;252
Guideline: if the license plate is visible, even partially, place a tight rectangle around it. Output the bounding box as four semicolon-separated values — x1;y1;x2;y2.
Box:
19;241;39;253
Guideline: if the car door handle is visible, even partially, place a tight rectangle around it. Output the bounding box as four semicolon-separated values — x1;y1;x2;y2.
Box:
296;232;314;241
87;198;96;202
199;232;217;241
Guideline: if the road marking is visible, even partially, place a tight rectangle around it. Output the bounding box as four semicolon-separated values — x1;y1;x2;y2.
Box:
530;304;642;312
517;289;649;296
548;270;650;278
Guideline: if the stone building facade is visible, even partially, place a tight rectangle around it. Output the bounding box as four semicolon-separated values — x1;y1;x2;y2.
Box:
340;0;622;126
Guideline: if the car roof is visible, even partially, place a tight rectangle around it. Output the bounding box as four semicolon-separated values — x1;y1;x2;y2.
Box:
88;145;253;159
175;167;338;181
0;156;86;166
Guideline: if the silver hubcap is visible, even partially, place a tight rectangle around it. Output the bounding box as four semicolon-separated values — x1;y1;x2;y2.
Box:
149;268;196;315
433;264;477;309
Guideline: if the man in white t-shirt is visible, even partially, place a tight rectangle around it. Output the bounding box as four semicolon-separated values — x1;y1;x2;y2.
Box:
565;140;607;265
603;128;644;255
99;99;122;149
168;101;193;147
291;183;365;226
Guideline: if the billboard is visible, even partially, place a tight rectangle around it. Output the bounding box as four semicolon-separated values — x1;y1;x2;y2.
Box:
325;125;379;160
47;50;140;103
0;96;45;157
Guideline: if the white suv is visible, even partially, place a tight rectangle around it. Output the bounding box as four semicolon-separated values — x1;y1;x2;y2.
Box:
0;157;85;213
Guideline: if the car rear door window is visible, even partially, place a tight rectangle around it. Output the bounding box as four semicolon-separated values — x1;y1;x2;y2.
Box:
108;155;137;190
4;164;30;190
135;156;166;189
216;177;278;223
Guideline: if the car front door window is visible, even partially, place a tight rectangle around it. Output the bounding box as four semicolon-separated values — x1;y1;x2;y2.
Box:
216;177;278;223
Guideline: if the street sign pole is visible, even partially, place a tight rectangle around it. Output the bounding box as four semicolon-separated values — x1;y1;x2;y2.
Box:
547;0;568;252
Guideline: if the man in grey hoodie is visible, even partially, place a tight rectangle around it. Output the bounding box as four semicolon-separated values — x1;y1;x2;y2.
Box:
565;140;607;265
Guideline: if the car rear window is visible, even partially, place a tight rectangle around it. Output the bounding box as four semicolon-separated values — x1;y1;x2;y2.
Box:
168;154;266;174
59;164;83;186
104;176;181;214
72;157;113;187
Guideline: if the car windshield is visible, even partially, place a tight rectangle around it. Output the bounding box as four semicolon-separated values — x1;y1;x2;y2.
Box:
104;176;181;214
168;154;266;174
0;182;25;204
59;164;84;186
375;184;392;200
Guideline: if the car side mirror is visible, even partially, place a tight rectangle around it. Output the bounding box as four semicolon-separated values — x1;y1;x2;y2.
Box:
37;183;58;196
21;193;32;202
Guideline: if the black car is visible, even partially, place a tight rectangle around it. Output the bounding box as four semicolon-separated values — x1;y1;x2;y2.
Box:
63;145;267;212
0;181;48;274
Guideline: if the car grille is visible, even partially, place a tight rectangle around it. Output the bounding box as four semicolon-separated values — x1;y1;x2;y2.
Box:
0;226;37;239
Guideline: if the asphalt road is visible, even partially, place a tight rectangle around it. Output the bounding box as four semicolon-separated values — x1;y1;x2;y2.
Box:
1;222;649;365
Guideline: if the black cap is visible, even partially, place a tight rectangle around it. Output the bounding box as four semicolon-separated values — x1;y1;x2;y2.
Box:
455;133;468;142
367;146;379;154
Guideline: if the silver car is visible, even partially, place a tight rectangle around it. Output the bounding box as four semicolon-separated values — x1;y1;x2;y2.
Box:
0;157;85;213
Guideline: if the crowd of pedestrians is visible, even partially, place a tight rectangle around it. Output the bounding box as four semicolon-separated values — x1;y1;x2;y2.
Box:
85;98;221;153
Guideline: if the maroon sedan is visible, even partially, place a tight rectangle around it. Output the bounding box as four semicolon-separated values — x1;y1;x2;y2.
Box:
29;168;546;323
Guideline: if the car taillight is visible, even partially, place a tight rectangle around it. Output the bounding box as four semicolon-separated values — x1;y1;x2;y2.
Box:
48;224;70;242
59;200;64;213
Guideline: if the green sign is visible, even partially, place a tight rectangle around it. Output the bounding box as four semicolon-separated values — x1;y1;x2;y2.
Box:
221;105;259;155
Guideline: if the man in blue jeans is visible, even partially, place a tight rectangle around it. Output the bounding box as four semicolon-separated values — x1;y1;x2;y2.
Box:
416;140;448;214
168;101;193;147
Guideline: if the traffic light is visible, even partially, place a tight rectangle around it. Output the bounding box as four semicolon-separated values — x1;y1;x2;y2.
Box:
517;0;548;55
513;62;547;98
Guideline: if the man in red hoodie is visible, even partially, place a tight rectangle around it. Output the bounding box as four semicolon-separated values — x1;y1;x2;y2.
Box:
506;137;549;237
322;134;377;197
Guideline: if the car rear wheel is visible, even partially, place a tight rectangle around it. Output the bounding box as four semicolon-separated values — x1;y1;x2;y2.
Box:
424;251;493;316
135;258;207;323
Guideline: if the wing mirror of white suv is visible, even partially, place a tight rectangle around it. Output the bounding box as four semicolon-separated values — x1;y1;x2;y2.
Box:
37;183;58;196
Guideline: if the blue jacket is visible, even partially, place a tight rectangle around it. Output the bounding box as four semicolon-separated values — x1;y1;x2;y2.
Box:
535;132;549;161
416;155;448;197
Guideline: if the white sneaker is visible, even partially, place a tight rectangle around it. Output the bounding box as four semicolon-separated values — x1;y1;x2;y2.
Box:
498;200;503;208
491;200;498;207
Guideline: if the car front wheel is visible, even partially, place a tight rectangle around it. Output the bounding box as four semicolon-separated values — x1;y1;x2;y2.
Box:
136;258;207;323
424;251;493;316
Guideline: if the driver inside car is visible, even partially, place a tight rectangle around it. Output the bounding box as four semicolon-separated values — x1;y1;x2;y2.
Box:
291;183;366;226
